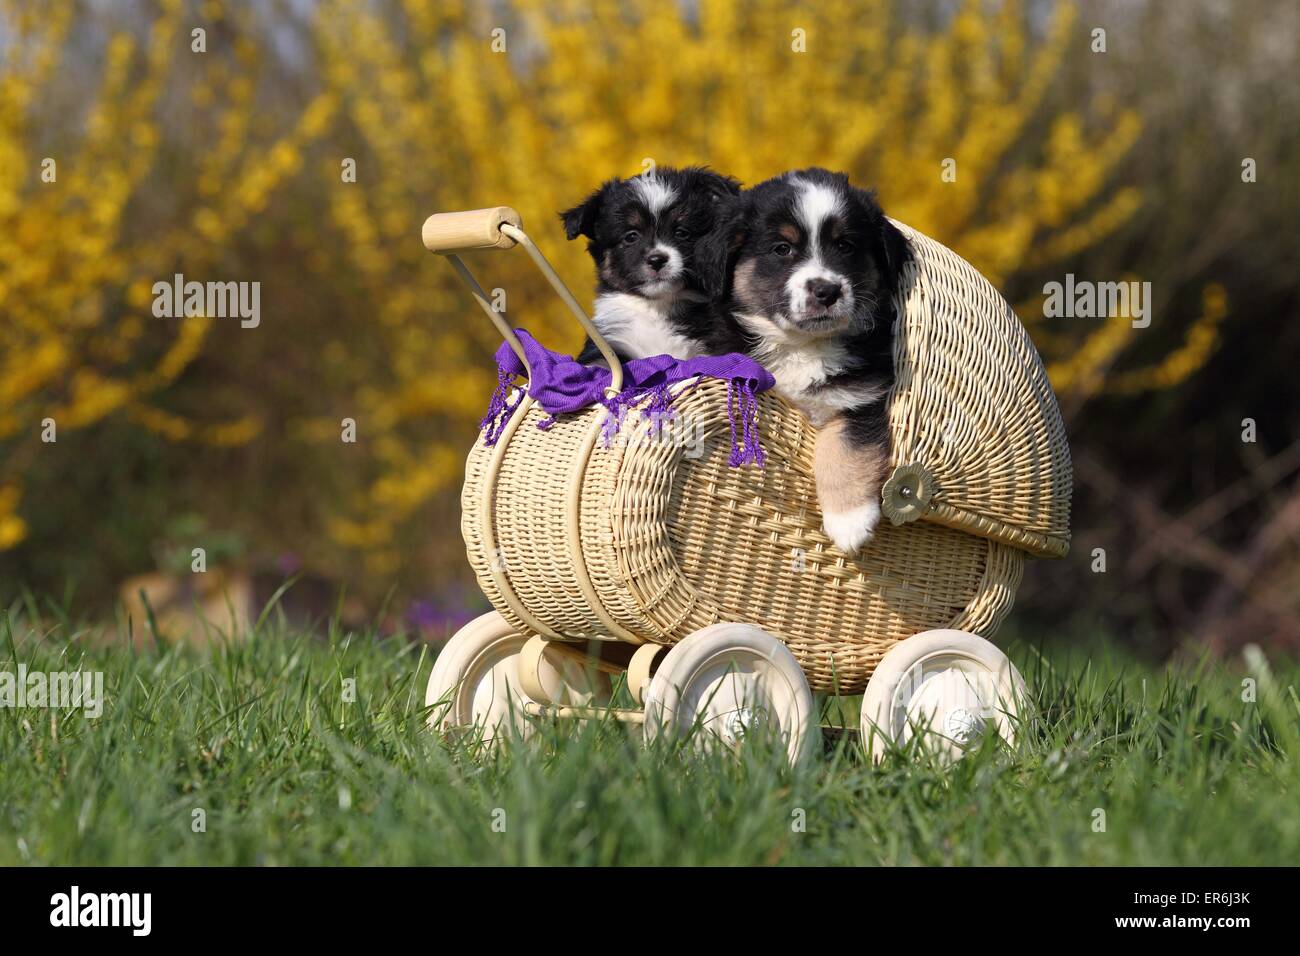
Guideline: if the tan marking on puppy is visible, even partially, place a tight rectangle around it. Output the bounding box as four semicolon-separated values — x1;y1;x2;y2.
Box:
778;223;802;243
814;416;888;510
733;259;760;309
814;415;889;552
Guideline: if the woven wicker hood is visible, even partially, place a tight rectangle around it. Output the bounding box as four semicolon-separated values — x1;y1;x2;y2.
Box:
882;223;1073;559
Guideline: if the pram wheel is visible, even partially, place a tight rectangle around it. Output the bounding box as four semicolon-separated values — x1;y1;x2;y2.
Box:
424;611;536;742
642;623;815;764
859;629;1026;763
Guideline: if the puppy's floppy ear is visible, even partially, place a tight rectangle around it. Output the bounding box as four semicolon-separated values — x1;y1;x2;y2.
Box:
708;173;743;200
877;217;912;296
680;165;742;202
853;183;912;296
558;181;613;241
695;197;749;300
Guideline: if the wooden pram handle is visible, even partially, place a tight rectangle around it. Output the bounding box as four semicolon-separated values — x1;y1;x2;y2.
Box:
422;205;626;393
422;206;523;254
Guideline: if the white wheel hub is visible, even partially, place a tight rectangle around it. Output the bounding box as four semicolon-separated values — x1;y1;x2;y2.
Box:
897;659;993;750
944;706;985;745
677;657;784;744
723;706;759;744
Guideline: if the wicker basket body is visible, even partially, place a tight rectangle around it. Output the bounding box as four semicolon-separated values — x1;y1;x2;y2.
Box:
460;224;1070;695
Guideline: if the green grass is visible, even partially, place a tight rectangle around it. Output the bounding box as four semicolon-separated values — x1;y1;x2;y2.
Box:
2;599;1298;866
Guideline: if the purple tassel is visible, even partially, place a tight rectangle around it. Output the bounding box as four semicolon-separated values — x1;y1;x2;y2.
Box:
641;382;675;437
596;379;688;446
727;378;766;467
599;398;625;446
479;367;523;447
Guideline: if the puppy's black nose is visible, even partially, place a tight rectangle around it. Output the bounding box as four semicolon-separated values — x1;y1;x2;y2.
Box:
808;278;842;306
646;252;669;272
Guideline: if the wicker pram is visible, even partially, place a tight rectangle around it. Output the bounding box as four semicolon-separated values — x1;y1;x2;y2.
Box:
421;205;1072;762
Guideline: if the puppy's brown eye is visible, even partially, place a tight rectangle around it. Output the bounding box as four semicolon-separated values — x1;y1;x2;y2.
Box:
772;242;793;257
673;226;691;240
836;239;855;254
622;230;640;245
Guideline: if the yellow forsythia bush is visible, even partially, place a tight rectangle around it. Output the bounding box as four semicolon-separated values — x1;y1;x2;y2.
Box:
0;0;333;552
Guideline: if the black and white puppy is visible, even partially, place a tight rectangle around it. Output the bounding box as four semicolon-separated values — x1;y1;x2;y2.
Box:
560;167;742;363
699;168;911;553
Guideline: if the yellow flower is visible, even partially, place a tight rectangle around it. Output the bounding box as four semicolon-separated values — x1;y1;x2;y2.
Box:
0;514;27;550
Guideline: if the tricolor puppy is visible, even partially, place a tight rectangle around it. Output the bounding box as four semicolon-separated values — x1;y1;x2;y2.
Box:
560;167;742;363
698;168;911;553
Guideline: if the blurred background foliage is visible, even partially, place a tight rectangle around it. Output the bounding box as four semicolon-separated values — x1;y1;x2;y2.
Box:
1;0;1296;653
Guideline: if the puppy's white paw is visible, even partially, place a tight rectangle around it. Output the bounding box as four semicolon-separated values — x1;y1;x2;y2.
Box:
823;499;882;554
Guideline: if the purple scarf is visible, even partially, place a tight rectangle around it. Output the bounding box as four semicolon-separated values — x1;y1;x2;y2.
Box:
479;330;775;467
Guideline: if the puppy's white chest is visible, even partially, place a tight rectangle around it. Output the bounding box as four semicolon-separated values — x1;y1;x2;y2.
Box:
738;321;888;424
593;293;700;360
763;343;850;425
